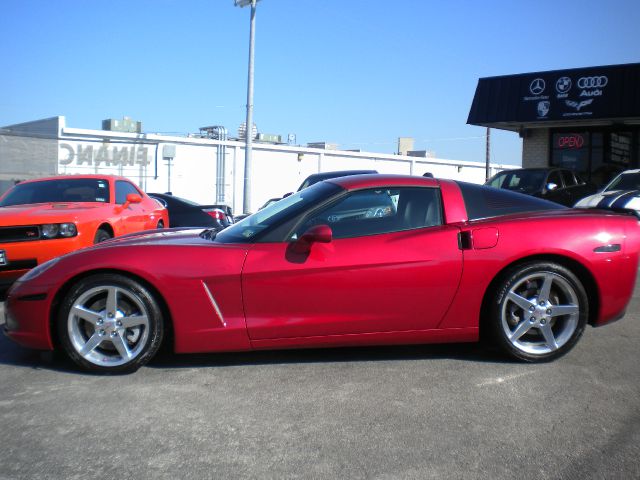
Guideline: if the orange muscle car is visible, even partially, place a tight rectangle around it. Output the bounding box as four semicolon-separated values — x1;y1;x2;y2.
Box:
0;175;168;288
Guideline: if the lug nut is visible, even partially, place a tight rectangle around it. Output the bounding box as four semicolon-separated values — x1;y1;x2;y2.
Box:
541;319;546;325
110;331;118;338
546;309;552;315
116;321;122;327
530;317;536;323
99;329;105;336
539;301;546;307
108;313;114;318
529;306;535;312
96;319;103;326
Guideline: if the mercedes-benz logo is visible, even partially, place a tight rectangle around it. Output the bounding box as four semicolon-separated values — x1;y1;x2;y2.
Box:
555;76;572;93
529;78;546;95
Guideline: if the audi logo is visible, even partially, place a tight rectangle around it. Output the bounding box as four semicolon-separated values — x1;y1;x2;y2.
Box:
577;76;608;89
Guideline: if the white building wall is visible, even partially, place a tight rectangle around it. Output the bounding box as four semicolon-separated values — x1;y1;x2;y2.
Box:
2;117;510;212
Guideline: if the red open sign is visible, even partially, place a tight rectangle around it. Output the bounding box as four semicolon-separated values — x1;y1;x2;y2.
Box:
557;134;585;149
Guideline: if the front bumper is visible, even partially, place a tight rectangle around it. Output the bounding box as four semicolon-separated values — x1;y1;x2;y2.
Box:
0;236;84;287
3;280;55;351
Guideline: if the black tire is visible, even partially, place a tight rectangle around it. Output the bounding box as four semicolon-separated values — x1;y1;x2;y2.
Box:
94;228;112;244
57;273;165;373
489;261;588;362
157;221;164;229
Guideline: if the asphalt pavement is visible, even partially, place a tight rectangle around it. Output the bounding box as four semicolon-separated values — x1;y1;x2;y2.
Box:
0;283;639;480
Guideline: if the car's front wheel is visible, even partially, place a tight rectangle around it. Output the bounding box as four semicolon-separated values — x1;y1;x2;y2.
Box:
489;262;588;362
57;273;164;373
93;228;112;244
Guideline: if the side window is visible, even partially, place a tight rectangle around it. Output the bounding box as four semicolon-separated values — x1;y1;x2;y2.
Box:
547;171;563;189
488;174;506;188
293;187;442;240
115;181;140;204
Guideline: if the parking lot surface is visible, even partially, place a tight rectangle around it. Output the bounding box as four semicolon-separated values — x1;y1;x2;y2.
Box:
1;284;639;480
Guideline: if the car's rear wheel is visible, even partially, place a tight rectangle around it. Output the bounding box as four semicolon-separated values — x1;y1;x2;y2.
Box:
57;273;164;373
157;221;164;229
490;261;588;362
94;228;112;244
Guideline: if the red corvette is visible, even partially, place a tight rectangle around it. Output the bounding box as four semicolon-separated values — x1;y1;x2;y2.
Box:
4;175;639;372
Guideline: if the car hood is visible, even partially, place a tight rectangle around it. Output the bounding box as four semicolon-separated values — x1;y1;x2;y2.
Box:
0;202;106;224
574;190;640;209
91;227;219;248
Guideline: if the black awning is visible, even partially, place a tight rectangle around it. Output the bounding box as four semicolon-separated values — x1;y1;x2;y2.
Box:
467;63;640;131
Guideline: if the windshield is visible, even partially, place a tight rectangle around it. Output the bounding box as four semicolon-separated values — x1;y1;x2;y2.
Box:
214;182;342;243
0;178;111;206
604;172;640;192
487;170;547;194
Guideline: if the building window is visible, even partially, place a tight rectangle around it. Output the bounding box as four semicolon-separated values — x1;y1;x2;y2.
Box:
551;132;589;179
551;129;637;187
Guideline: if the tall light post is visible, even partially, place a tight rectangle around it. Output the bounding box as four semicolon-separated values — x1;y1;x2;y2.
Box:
235;0;260;214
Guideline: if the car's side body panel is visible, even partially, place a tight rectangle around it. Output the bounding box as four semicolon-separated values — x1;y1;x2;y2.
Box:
242;225;463;340
5;233;251;353
440;212;639;330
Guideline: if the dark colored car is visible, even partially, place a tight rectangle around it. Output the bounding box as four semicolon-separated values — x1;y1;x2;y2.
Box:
485;168;597;207
234;170;380;222
148;193;233;229
296;170;378;191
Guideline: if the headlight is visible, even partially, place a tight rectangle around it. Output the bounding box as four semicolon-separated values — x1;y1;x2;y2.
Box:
59;223;78;237
41;223;78;239
19;257;61;282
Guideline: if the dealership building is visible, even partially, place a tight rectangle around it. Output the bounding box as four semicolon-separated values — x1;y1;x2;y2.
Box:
468;62;640;187
0;116;507;213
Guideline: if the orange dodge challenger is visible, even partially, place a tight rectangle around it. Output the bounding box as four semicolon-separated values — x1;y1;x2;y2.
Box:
0;175;168;289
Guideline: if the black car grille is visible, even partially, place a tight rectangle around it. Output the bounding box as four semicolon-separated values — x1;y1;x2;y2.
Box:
0;226;41;243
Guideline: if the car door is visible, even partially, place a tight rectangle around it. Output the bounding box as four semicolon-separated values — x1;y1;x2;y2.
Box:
114;180;148;234
241;187;463;340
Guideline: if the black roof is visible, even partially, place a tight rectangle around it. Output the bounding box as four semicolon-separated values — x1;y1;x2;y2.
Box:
467;62;640;132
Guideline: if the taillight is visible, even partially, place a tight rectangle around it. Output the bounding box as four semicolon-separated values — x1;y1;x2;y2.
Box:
204;208;227;222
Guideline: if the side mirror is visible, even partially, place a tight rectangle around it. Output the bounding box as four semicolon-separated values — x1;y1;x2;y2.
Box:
546;182;558;191
291;225;332;254
301;224;332;244
119;193;142;211
127;193;142;204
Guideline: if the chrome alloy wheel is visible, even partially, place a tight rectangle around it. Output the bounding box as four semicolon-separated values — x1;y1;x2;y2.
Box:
501;272;580;355
67;285;150;367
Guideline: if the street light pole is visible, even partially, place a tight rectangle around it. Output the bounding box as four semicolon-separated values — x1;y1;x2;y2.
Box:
235;0;260;214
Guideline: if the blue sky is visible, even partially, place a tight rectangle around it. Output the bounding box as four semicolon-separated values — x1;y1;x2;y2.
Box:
2;0;639;165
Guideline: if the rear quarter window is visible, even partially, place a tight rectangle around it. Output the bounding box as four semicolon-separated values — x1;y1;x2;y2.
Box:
456;181;564;221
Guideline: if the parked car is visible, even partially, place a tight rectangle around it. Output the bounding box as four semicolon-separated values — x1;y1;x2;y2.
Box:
295;170;378;191
147;193;233;229
0;175;168;290
234;170;380;222
485;167;597;206
574;169;640;216
5;175;639;373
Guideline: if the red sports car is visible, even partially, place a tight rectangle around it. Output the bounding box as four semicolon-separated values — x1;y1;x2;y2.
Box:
4;175;639;373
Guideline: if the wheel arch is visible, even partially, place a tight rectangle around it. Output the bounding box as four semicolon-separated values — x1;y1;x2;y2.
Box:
479;254;600;340
96;223;114;237
48;268;174;352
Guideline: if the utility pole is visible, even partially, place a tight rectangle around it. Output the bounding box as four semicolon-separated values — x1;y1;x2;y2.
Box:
485;127;491;180
235;0;260;214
